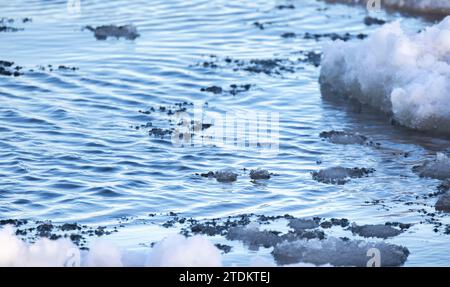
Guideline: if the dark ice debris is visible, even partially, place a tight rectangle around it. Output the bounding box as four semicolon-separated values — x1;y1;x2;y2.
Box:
350;224;403;239
385;222;413;230
226;226;324;250
364;16;386;26
304;32;367;42
201;84;252;96
257;214;294;223
281;32;297;38
320;218;350;228
0;60;22;77
435;191;450;213
276;4;295;9
199;169;238;183
249;168;271;180
0;219;28;227
149;127;173;138
226;226;283;250
244;58;295;75
200;86;223;94
58;65;79;71
320;130;369;145
288;218;320;231
3;220;119;249
36;222;54;237
60;223;82;231
298;51;322;67
229;84;251;95
312;166;375;185
0;17;31;32
138;102;193;117
253;21;272;30
215;243;232;253
84;24;140;40
198;55;300;76
70;234;83;245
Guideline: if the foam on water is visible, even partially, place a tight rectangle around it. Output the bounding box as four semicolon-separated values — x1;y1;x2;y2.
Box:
320;16;450;134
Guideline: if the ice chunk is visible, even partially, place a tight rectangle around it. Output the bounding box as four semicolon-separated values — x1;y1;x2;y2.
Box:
288;218;320;231
214;169;238;183
226;225;282;250
320;17;450;134
312;167;375;185
250;168;271;180
350;224;403;239
272;237;409;266
413;153;450;180
85;25;140;40
435;191;450;213
320;130;368;145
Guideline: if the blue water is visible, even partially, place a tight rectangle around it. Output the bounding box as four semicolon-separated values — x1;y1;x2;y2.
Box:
1;0;450;266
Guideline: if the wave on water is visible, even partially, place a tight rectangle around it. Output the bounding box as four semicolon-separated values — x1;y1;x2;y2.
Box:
325;0;450;17
320;16;450;134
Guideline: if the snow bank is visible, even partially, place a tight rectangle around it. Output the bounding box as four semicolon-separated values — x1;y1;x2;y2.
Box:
84;240;123;267
320;16;450;134
0;225;77;267
325;0;450;17
0;226;221;267
145;234;222;267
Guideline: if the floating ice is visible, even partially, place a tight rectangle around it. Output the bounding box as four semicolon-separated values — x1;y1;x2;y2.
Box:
272;237;409;267
250;168;271;180
413;153;450;180
288;218;320;231
85;25;140;40
312;167;375;185
320;17;450;134
350;224;403;239
214;169;238;183
320;130;368;145
435;189;450;213
226;225;282;250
